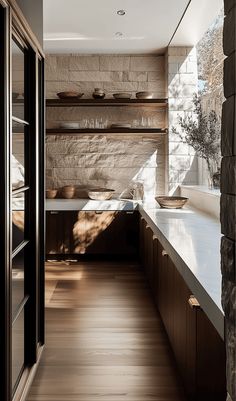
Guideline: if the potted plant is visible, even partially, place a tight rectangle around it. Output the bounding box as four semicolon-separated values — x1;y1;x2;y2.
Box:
171;94;221;189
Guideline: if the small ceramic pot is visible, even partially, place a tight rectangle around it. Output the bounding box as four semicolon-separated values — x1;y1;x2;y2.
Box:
61;185;75;199
93;88;105;99
46;189;58;199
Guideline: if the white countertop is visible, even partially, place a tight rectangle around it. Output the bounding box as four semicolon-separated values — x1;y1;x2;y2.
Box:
46;198;139;211
46;198;224;338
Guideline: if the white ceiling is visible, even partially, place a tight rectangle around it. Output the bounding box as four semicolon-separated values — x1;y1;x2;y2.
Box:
43;0;223;54
171;0;223;46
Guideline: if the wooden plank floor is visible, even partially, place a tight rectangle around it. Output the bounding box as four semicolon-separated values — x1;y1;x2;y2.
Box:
27;260;187;401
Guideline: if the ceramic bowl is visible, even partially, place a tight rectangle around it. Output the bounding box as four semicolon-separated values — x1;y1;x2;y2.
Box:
155;196;189;209
88;188;115;200
57;91;84;99
113;93;132;99
136;91;154;99
46;189;58;199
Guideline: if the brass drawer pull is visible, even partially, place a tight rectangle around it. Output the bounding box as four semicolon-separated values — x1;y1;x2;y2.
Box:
162;250;168;257
50;211;59;215
188;295;200;309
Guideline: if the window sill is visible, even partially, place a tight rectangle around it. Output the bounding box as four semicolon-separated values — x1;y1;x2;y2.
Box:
180;185;220;219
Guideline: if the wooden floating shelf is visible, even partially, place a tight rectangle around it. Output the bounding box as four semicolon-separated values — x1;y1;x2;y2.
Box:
46;128;168;135
46;98;168;108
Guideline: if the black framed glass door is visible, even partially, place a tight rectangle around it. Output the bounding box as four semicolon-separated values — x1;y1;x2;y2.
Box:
11;34;30;393
0;3;45;401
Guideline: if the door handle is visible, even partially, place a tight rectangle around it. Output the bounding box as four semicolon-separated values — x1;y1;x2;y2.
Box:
188;295;200;309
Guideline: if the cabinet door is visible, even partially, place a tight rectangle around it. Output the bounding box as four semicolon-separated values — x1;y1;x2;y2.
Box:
85;211;139;255
196;309;226;401
143;225;154;284
46;211;64;255
164;256;175;345
139;216;145;264
173;268;192;387
84;211;118;254
157;242;168;325
64;211;80;254
185;296;197;399
124;211;139;254
152;236;158;298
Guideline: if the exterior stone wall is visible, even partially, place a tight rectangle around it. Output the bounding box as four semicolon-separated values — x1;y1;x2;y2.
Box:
167;47;199;194
221;1;236;400
46;54;167;199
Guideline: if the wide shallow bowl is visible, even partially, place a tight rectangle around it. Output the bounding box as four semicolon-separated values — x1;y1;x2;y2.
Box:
88;188;115;200
57;91;84;99
155;196;189;209
113;93;132;99
46;189;57;199
136;91;154;99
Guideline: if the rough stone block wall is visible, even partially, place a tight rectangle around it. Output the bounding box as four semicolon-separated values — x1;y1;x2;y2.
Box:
46;134;166;199
167;47;199;194
221;1;236;400
46;54;166;99
45;54;167;199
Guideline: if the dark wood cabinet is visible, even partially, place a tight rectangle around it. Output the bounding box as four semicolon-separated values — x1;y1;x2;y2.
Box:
195;309;226;401
46;211;64;254
46;210;139;257
139;215;226;401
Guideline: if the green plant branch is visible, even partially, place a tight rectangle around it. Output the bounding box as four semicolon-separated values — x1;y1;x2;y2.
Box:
171;94;221;174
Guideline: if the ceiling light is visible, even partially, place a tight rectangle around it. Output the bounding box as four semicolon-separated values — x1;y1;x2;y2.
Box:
115;32;123;38
117;9;126;16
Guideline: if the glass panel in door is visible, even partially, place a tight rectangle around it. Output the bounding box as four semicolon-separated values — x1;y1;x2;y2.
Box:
12;38;25;120
12;310;24;391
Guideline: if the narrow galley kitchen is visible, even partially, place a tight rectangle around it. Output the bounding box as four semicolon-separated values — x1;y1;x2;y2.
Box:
27;0;228;400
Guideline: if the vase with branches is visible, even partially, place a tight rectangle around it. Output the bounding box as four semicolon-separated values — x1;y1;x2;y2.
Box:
171;94;221;188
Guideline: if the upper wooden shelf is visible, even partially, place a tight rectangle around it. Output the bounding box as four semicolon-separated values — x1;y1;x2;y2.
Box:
46;128;168;135
46;98;168;108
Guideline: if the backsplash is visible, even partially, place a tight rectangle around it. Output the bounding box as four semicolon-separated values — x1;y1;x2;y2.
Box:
45;54;167;199
46;134;166;199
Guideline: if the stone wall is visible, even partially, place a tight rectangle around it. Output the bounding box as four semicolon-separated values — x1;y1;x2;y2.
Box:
46;134;166;199
221;1;236;400
167;47;199;194
46;54;166;99
46;54;167;199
